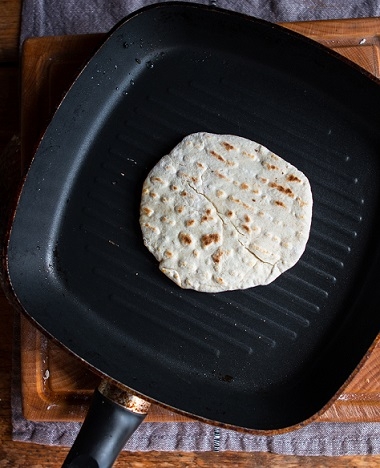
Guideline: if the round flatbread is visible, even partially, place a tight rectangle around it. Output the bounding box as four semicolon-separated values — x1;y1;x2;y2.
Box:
140;132;312;293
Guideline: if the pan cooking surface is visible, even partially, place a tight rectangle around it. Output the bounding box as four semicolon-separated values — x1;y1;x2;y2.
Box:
7;3;380;431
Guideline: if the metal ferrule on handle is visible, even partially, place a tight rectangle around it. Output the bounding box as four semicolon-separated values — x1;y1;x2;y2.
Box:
62;380;150;468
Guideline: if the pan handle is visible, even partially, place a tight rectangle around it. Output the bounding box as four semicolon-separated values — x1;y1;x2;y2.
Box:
62;380;151;468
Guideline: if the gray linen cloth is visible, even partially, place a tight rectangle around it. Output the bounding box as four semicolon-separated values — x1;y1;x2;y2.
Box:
15;0;380;455
20;0;380;45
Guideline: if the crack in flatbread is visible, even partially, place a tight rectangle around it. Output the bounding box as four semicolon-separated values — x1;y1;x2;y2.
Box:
188;183;276;267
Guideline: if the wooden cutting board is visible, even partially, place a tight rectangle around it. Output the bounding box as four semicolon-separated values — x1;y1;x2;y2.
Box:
20;17;380;424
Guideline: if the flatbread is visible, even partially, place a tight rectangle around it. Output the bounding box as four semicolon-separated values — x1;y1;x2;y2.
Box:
140;132;312;293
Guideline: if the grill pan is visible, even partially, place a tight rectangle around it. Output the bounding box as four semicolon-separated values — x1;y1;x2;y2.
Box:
5;2;380;466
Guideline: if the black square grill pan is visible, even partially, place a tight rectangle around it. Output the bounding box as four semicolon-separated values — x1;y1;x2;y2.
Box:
5;2;380;463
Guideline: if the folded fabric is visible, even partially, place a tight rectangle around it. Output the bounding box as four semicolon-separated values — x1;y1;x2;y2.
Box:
20;0;380;46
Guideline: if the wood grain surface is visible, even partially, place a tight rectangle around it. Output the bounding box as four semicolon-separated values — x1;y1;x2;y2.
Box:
0;0;21;62
2;10;380;467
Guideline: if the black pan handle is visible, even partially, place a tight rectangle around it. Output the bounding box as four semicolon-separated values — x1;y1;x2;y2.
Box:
62;380;151;468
